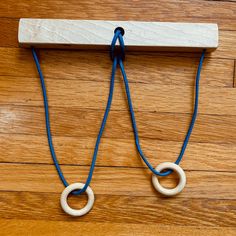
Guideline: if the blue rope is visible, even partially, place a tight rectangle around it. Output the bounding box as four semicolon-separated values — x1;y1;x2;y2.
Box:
110;29;125;60
32;46;118;195
118;49;205;176
32;27;205;193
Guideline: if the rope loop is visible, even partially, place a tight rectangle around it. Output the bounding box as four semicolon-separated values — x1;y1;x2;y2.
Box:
31;33;119;195
32;27;205;198
118;45;206;176
110;28;125;61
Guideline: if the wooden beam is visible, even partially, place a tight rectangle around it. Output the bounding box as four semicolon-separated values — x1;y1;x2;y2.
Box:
18;19;218;51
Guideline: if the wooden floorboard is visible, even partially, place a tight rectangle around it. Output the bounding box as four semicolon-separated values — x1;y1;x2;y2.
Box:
0;163;235;199
2;105;236;143
0;0;236;235
1;219;235;236
0;49;234;86
1;134;236;171
2;77;236;115
0;0;236;30
0;192;235;226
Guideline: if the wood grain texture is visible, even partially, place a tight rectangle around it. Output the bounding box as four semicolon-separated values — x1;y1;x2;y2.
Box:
1;27;236;59
1;0;236;235
0;191;235;226
0;48;234;86
18;19;218;51
2;105;236;144
0;163;235;199
0;0;236;30
1;134;236;172
2;77;236;115
1;220;235;236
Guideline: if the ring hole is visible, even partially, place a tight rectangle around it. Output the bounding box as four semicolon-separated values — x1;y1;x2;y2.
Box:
114;27;125;36
159;169;179;189
67;192;88;210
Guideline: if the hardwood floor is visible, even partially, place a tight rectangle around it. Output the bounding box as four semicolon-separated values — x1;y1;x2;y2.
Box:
0;0;235;235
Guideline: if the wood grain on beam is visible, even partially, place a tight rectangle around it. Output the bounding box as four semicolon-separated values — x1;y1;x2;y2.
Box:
1;0;236;233
0;18;235;61
18;19;218;51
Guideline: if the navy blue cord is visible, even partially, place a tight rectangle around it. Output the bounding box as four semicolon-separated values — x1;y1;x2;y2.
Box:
110;29;125;60
32;27;205;191
118;50;205;176
32;48;118;195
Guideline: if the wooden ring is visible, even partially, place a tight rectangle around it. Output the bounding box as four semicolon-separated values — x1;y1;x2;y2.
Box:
152;162;186;196
60;183;94;216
